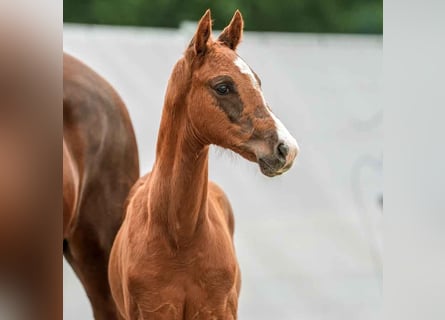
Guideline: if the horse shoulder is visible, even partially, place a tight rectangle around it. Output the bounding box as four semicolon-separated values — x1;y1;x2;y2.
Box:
109;174;151;318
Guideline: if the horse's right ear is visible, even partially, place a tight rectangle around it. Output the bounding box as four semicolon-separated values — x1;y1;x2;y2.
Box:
188;9;212;57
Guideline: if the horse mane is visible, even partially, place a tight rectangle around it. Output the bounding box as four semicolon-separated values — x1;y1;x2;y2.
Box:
156;57;191;157
163;56;191;111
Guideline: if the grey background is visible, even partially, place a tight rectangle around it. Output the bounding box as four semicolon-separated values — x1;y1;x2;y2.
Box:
63;24;382;320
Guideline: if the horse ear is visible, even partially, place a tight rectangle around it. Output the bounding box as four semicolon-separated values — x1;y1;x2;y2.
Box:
218;10;244;50
189;9;212;56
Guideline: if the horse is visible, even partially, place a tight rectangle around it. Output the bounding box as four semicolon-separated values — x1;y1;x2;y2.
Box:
63;53;139;320
108;9;299;319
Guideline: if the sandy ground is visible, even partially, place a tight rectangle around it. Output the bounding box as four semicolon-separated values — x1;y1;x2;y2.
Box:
63;24;382;320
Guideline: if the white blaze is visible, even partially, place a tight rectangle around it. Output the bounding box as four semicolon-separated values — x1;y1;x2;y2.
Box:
234;57;260;88
233;56;299;157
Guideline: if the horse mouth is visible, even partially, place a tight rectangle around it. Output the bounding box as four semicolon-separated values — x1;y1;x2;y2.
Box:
258;158;292;177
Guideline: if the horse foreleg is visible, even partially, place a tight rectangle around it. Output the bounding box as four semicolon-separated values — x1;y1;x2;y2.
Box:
64;232;123;320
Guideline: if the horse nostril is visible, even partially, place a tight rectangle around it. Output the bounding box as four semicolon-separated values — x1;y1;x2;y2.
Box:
277;143;289;159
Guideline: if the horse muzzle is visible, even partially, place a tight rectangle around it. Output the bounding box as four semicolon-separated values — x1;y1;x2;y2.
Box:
258;140;299;177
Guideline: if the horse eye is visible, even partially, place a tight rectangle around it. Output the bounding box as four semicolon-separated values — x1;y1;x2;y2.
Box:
215;84;230;95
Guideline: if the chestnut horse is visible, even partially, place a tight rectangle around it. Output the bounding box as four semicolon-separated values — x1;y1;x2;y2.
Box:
63;53;139;320
109;10;299;319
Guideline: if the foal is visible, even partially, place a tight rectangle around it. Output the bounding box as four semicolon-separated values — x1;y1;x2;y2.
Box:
109;10;299;319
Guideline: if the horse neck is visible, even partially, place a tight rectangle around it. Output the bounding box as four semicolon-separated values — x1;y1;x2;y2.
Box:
148;59;209;244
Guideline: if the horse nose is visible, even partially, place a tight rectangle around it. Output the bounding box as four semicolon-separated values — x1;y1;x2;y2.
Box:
277;142;289;160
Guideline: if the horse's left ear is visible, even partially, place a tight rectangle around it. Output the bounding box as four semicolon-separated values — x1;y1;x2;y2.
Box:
218;10;244;50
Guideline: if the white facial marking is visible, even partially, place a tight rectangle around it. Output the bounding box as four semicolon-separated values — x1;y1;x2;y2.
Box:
234;56;268;105
233;56;299;161
268;109;300;164
234;57;259;87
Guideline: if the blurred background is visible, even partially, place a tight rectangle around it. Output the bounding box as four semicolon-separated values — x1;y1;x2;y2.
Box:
64;0;382;34
63;1;382;319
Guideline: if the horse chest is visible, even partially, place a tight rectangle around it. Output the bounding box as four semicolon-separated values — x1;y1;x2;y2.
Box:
128;239;239;319
143;242;238;293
